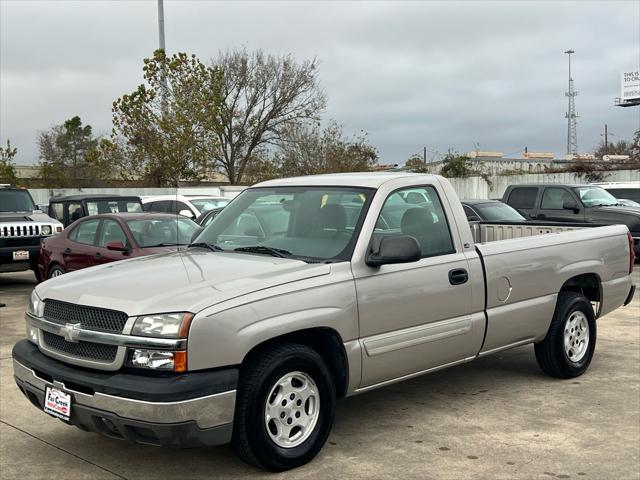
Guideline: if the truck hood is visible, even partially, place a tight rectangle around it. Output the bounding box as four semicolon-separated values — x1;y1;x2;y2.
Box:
36;249;331;316
592;205;640;215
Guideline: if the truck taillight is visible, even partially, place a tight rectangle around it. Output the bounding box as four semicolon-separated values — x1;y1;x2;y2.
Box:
629;232;635;274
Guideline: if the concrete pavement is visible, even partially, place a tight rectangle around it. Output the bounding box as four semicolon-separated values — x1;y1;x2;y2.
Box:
1;270;638;479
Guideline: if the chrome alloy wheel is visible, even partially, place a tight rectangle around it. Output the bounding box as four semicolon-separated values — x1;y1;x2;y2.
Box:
264;371;320;448
564;311;590;363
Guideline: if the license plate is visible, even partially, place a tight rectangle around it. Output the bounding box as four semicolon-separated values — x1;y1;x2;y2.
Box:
12;250;29;261
44;386;71;421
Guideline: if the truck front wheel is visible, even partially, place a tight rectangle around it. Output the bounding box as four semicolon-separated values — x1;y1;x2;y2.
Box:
534;292;597;378
232;343;336;471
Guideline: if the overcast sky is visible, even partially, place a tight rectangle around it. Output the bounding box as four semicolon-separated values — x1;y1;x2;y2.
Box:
1;0;639;166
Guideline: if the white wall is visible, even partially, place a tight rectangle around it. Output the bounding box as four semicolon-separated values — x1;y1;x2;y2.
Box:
446;169;639;199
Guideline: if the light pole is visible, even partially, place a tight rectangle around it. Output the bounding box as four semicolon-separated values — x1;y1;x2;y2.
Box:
157;0;166;52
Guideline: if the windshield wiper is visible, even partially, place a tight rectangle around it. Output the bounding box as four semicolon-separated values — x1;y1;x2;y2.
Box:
189;241;224;252
146;242;180;247
234;246;293;258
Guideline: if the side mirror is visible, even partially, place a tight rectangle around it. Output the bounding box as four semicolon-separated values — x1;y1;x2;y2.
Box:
106;241;128;252
179;209;195;218
366;235;421;267
562;199;579;213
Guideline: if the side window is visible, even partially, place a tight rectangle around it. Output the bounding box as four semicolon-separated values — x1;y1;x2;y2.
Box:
50;203;64;221
541;188;572;210
97;219;128;247
68;219;100;245
146;200;172;213
374;186;455;258
176;201;192;216
66;202;83;223
126;201;143;213
508;187;538;209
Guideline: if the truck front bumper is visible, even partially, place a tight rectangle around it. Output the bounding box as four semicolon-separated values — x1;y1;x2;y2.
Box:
12;340;238;447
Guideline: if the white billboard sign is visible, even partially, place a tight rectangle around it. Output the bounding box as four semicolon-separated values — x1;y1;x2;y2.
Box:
621;70;640;101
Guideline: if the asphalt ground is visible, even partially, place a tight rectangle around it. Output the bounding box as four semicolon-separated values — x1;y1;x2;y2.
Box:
1;270;638;480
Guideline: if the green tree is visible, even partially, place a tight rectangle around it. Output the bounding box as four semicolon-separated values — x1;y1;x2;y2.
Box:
110;50;224;187
593;139;633;159
213;49;326;184
440;150;474;178
0;139;18;184
404;153;429;173
38;116;99;187
275;120;377;178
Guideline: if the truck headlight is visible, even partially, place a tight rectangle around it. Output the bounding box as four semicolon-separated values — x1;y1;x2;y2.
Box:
27;290;44;317
41;225;51;235
131;312;194;338
127;349;187;372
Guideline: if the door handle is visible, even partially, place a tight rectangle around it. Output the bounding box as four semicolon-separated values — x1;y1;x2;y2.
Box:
448;268;468;286
94;252;102;258
63;248;72;254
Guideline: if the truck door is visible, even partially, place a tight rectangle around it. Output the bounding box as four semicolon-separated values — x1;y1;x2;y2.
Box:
537;187;585;222
353;185;485;388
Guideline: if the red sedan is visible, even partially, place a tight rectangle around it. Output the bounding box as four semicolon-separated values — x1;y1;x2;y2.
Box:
39;213;200;279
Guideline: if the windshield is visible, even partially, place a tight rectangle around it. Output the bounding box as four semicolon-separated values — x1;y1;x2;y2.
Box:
195;186;374;262
190;198;230;213
474;202;525;222
0;189;36;212
126;218;198;247
573;187;620;207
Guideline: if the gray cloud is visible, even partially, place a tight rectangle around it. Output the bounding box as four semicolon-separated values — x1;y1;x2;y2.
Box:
1;0;638;166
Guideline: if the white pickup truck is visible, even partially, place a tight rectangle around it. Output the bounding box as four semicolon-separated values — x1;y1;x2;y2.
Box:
13;173;636;471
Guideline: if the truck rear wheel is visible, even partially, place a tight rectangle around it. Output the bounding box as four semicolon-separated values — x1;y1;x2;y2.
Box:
534;292;596;378
231;343;336;471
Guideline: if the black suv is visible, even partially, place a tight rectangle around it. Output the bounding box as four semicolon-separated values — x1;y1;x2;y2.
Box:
502;183;640;257
48;194;143;227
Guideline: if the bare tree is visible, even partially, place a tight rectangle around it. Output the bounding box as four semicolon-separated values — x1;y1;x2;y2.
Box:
213;49;326;184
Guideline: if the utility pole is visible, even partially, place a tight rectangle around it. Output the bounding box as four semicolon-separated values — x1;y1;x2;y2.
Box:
423;146;427;164
157;0;169;110
157;0;166;52
604;124;608;154
564;50;579;156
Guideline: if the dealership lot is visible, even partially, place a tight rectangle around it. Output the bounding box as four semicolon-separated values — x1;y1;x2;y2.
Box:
1;271;638;480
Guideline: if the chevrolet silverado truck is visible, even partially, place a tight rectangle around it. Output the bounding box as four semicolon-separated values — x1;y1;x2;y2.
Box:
1;185;63;280
13;173;636;471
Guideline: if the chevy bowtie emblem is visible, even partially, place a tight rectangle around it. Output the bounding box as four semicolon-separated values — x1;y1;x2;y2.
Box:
60;323;82;343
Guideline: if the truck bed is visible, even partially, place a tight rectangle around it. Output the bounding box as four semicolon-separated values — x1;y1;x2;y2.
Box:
470;221;593;244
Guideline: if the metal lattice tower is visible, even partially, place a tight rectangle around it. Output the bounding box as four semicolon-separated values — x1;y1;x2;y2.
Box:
564;50;579;155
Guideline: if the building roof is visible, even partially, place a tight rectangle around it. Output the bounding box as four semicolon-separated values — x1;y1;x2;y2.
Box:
255;172;438;189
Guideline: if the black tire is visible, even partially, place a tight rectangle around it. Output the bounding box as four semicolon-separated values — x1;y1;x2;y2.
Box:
231;343;336;471
534;292;597;378
48;265;65;279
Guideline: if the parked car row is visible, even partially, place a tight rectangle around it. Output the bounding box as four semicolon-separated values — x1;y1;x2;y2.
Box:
2;183;638;281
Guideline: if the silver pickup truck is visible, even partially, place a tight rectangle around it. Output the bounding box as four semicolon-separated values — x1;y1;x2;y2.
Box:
13;173;636;471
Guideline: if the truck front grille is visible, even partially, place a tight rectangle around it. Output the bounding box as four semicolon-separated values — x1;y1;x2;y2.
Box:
0;223;40;238
43;300;128;334
42;331;118;362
